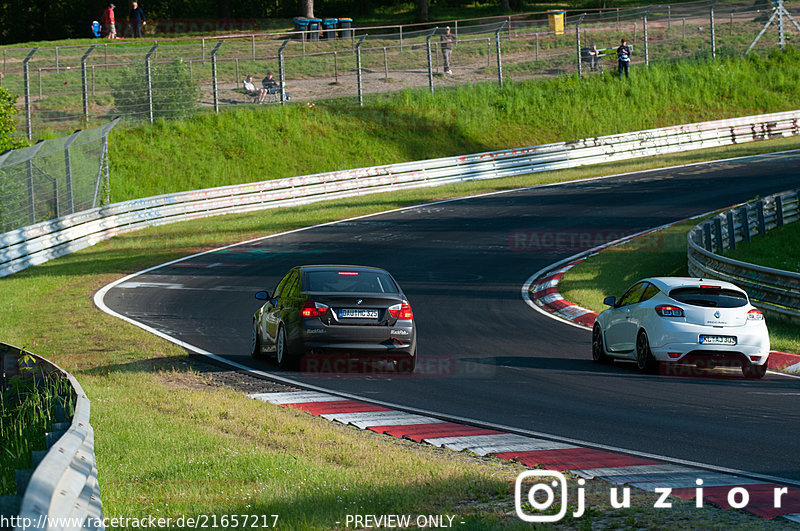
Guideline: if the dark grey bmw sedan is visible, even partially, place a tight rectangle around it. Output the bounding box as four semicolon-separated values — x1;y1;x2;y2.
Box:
251;265;417;372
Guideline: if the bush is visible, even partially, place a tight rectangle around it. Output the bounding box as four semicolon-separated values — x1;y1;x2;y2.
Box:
112;59;198;122
0;88;25;153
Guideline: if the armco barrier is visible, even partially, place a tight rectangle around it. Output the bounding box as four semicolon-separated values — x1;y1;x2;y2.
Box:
687;189;800;322
0;343;102;531
2;110;799;278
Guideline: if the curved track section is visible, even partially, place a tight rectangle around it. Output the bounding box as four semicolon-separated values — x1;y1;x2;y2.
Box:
101;152;800;481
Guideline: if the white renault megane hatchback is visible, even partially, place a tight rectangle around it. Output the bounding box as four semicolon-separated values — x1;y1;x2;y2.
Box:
592;278;770;378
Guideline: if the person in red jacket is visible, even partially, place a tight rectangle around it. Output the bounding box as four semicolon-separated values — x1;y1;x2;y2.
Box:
101;4;117;39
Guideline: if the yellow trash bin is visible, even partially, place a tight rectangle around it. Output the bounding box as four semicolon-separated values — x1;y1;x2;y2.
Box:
548;10;565;35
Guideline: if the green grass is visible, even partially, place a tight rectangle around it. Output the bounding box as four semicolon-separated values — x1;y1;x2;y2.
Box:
1;143;794;526
106;48;800;202
559;217;800;354
722;221;800;273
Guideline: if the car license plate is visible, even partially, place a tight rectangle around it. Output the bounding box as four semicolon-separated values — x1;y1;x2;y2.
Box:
339;309;379;319
699;335;737;345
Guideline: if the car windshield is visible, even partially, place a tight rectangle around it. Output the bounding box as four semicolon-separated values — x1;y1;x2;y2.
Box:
304;270;399;294
669;287;748;308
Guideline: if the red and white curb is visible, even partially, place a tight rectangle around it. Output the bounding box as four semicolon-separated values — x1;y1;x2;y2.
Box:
249;391;800;522
529;258;598;328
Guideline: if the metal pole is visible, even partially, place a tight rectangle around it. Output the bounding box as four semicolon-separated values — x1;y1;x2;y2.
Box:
644;14;649;67
202;38;206;60
488;38;491;67
278;39;289;105
426;31;435;94
683;18;686;41
235;58;239;82
746;9;778;56
710;5;716;59
211;41;223;113
617;8;620;32
63;132;79;215
399;26;403;52
668;5;671;30
334;51;339;83
27;159;35;225
55;47;60;73
383;47;389;82
23;48;37;142
252;34;256;60
92;66;95;96
145;44;157;125
38;69;42;99
496;22;506;87
779;0;785;50
536;32;539;61
576;15;585;78
356;35;368;105
81;46;96;126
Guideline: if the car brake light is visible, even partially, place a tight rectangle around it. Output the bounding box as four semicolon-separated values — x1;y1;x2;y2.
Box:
668;352;681;358
655;304;684;318
747;309;764;321
389;302;413;320
700;285;721;289
301;301;329;318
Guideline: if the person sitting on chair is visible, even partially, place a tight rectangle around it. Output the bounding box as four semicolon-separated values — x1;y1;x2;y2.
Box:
243;75;267;103
262;72;279;94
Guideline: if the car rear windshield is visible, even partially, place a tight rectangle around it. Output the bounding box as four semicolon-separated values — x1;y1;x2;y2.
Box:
304;270;399;294
669;287;748;308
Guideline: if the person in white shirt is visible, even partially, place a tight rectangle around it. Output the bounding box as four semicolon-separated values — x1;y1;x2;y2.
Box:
243;75;268;103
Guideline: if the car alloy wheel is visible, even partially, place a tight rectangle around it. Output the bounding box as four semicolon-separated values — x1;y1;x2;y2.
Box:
276;326;295;370
636;330;657;374
250;321;262;359
592;325;609;363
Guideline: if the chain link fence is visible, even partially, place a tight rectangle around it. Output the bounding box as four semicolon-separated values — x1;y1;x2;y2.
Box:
1;0;796;138
0;119;117;233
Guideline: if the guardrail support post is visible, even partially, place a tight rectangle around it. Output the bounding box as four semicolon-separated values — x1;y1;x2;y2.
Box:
81;46;96;126
713;218;723;252
756;201;766;236
576;15;585;78
211;41;224;113
23;48;38;142
726;210;736;250
703;223;712;250
739;207;750;242
278;39;289;105
776;195;784;226
145;44;158;125
356;35;368;106
496;22;506;87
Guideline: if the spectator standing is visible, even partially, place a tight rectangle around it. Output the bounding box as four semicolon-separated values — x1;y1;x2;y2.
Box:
101;4;117;39
440;26;457;75
129;2;146;38
617;39;631;79
588;44;600;71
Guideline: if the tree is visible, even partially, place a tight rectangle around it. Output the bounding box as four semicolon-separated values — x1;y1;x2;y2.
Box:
300;0;314;18
0;87;24;153
415;0;429;22
500;0;511;13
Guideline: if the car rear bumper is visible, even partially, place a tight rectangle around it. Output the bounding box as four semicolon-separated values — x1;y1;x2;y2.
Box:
295;320;415;357
648;323;770;365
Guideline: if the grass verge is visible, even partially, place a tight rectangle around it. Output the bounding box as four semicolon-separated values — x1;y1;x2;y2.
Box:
106;48;800;202
1;140;797;527
559;219;800;354
722;222;800;273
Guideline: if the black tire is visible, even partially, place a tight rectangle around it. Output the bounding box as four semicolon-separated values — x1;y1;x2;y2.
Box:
592;325;609;364
276;326;298;370
636;330;658;374
742;362;767;379
395;349;417;374
250;321;263;359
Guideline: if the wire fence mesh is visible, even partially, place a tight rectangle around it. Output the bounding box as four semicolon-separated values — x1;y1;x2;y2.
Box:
1;0;797;139
0;119;117;233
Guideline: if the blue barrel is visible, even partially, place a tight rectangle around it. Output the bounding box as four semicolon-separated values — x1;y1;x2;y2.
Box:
338;17;353;39
293;17;309;40
323;18;339;40
307;18;322;41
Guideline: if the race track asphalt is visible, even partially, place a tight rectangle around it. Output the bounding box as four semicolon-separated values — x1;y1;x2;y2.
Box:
103;151;800;481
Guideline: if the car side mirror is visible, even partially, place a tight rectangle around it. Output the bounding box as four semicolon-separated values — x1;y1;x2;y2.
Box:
255;291;269;301
603;296;616;307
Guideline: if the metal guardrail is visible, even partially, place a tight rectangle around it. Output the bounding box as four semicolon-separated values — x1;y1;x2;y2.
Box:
1;109;799;279
687;189;800;321
0;343;102;531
